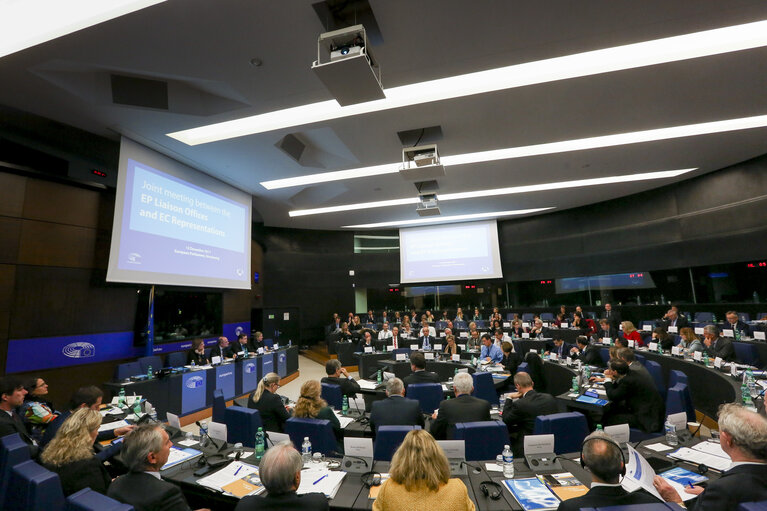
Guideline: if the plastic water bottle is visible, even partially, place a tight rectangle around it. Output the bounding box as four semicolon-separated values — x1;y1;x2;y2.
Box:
704;353;710;367
132;398;142;416
147;365;153;379
255;427;265;460
658;343;663;355
742;382;753;406
342;395;349;415
735;329;742;341
665;419;679;446
377;370;382;384
301;437;312;464
199;422;209;447
502;444;514;478
571;376;579;392
747;369;756;398
712;313;717;323
596;424;603;431
117;388;126;408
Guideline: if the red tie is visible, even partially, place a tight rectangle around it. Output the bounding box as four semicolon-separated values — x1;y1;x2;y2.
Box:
393;336;398;349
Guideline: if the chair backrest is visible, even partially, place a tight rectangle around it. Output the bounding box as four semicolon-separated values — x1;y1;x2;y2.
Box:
640;320;656;329
634;354;646;366
436;321;448;330
212;388;227;423
114;362;141;380
644;360;666;401
6;460;65;511
600;347;610;365
393;348;412;357
224;406;263;448
454;320;467;330
321;383;343;410
694;312;714;322
374;426;420;461
471;372;498;405
137;356;162;374
1;433;31;506
666;383;695;422
738;501;767;511
406;384;443;414
285;418;336;455
522;313;534;322
668;370;688;387
733;342;760;367
264;338;274;348
454;421;508;461
540;312;554;320
516;362;529;374
166;351;187;367
738;312;751;323
533;412;589;454
475;320;487;329
65;488;134;511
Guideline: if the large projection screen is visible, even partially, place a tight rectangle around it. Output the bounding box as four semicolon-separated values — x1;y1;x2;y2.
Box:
399;220;503;284
107;138;252;289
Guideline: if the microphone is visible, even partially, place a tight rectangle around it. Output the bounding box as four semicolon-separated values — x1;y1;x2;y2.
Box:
195;421;224;451
331;451;369;468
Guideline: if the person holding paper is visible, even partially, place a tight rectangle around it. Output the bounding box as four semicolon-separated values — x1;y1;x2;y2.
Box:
108;424;209;511
249;373;291;433
480;334;503;363
41;408;111;496
430;372;491;440
603;359;664;433
654;403;767;510
187;338;210;366
369;378;424;438
678;327;704;354
294;380;343;454
702;324;735;362
557;432;661;510
403;352;441;390
235;441;328;511
621;321;643;347
373;429;475;511
321;359;360;398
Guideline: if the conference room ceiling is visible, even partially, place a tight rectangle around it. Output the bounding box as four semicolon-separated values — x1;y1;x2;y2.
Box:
1;0;767;230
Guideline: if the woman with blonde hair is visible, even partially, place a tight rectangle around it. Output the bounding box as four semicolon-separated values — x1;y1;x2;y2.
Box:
41;408;111;496
678;327;704;354
293;380;343;453
248;372;291;432
373;429;474;511
621;321;644;347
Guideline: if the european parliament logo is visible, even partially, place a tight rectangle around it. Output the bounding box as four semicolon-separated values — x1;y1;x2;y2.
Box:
235;325;244;336
62;342;96;359
185;375;204;389
245;362;256;374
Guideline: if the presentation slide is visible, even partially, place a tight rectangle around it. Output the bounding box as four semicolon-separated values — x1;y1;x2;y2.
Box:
107;138;251;289
399;220;503;283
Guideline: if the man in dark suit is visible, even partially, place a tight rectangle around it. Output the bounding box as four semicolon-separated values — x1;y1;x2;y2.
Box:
702;325;735;362
108;424;205;511
356;330;376;352
403;352;440;390
369;378;424;438
602;302;621;329
235;441;328;511
210;336;235;360
618;347;655;388
545;336;571;360
430;372;491;440
0;376;39;457
592;318;619;343
417;325;436;351
558;432;661;510
659;308;688;330
569;336;604;367
603;360;664;433
321;359;360;397
724;311;751;337
502;372;559;455
654;403;767;511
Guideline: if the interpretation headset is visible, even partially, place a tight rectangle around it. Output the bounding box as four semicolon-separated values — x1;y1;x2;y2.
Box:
580;434;626;478
479;480;503;500
360;471;382;488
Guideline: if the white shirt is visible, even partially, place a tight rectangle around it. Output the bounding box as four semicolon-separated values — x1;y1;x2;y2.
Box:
378;330;392;340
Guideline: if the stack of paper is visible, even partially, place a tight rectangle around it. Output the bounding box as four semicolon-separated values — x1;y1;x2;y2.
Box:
297;468;345;499
197;461;264;497
503;477;560;511
357;379;379;390
659;467;708;502
161;446;203;470
333;411;355;429
98;419;130;432
667;441;731;471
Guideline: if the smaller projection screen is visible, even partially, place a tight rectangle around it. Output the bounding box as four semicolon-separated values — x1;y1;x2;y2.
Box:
399;220;503;284
107;138;251;289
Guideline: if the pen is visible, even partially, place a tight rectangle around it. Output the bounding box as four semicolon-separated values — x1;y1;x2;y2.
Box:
313;474;328;485
687;482;694;489
234;465;242;477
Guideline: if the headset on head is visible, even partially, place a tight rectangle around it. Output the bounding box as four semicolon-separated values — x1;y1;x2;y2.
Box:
580;434;626;478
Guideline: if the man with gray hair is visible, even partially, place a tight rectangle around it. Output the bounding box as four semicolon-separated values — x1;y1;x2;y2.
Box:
558;432;660;510
369;377;424;438
321;358;360;397
702;324;735;362
235;441;328;510
108;424;209;511
430;371;491;440
654;403;767;510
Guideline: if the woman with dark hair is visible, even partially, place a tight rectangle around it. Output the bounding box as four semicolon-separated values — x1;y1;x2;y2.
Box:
187;338;209;365
20;377;58;441
652;327;673;351
293;380;343;453
248;372;291;432
523;352;547;393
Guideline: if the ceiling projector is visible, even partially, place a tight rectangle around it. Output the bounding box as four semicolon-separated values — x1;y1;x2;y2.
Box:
330;44;364;62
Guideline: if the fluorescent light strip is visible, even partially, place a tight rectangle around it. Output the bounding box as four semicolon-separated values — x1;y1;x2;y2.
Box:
169;19;767;146
0;1;166;59
289;167;695;217
343;209;554;229
263;114;767;190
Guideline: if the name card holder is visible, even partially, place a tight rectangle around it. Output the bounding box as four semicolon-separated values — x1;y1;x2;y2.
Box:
602;337;612;345
671;347;681;356
714;357;723;368
396;353;407;361
668;326;678;334
458;344;467;351
364;346;373;353
410;344;419;350
694;327;705;335
561;323;569;329
522;333;530;339
693;351;702;361
434;344;443;351
648;342;658;351
723;329;734;338
522;322;530;328
452;354;460;361
425;352;435;360
643;324;652;331
755;331;766;341
627;340;635;348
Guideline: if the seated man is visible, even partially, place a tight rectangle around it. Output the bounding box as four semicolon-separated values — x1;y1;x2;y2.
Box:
702;324;735;362
618;347;654;386
558;432;660;510
569;336;604;366
108;424;209;511
357;330;376;352
377;322;393;340
723;310;751;337
480;333;503;364
418;325;436;350
236;442;328;511
430;372;491;440
659;308;688;330
0;375;39;457
545;335;571;359
502;372;559;455
654;403;767;510
321;359;360;398
603;359;664;433
403;352;440;390
210;336;234;360
592;319;618;343
369;378;424;438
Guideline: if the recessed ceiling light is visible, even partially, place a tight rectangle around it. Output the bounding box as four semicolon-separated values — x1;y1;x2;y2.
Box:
263;114;767;190
288;167;695;217
0;1;166;59
168;19;767;146
342;208;554;229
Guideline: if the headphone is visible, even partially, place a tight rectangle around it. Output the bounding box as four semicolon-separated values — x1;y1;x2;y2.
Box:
479;480;503;500
580;435;626;478
360;471;382;488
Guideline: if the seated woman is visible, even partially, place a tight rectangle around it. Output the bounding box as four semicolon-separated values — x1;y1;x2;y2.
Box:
41;408;111;496
471;308;482;321
571;312;587;330
678;327;704;354
491;319;503;332
442;335;461;357
652;327;673;351
500;342;520;387
554;313;566;328
293;380;343;453
187;338;209;365
20;377;58;441
249;372;291;432
621;321;643;347
372;429;474;511
509;319;526;339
